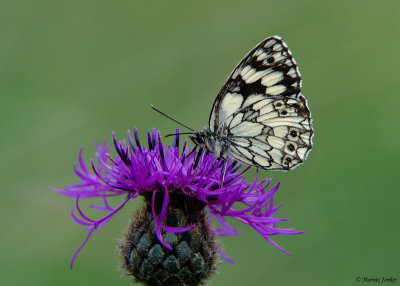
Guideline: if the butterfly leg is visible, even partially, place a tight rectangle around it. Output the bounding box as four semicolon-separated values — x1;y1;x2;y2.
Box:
193;147;206;176
220;158;227;187
184;145;198;163
195;147;206;169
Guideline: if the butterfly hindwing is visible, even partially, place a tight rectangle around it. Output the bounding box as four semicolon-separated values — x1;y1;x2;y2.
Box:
207;36;313;170
227;95;312;170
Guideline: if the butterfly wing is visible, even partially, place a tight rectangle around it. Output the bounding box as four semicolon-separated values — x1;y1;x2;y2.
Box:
225;95;313;170
208;36;313;170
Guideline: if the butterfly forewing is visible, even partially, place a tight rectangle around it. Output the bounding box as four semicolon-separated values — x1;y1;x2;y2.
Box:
208;36;313;170
209;36;302;132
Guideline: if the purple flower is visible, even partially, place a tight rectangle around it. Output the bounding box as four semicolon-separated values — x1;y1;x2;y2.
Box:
52;127;302;269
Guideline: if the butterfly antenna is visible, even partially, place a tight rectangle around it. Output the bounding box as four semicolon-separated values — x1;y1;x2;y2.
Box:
151;105;195;132
164;132;194;139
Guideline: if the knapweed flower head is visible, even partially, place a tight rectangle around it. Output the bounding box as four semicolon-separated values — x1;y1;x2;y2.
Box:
53;127;302;285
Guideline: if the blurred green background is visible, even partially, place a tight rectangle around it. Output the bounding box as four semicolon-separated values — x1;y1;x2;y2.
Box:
1;0;399;285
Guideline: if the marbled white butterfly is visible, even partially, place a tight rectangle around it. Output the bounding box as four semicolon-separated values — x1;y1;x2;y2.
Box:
189;36;313;170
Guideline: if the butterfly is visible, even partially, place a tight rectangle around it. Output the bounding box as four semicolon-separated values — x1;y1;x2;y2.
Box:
189;36;313;171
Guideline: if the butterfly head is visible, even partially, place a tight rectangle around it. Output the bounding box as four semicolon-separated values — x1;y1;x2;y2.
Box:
190;128;228;160
190;131;207;147
190;128;218;149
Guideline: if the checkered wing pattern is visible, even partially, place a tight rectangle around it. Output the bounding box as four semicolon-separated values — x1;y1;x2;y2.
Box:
208;36;313;170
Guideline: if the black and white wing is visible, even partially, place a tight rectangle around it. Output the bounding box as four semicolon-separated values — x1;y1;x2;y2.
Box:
209;36;313;170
